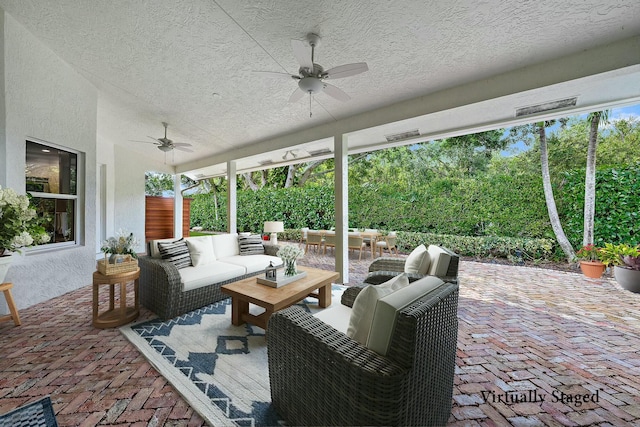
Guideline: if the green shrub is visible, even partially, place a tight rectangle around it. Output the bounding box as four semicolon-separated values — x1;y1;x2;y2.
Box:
560;163;640;247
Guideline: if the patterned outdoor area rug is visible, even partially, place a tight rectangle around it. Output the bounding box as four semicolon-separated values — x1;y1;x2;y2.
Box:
120;285;345;427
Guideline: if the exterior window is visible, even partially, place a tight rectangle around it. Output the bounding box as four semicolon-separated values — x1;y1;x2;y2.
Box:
25;140;78;246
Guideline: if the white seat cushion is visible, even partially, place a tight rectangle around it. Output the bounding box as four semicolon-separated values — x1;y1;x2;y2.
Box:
427;245;452;276
211;233;240;258
367;276;445;356
313;304;352;334
219;254;283;274
185;236;216;266
404;244;431;274
178;261;246;292
346;274;410;345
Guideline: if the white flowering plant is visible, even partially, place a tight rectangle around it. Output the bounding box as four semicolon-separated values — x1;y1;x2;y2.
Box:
0;186;50;255
101;229;141;259
277;244;304;261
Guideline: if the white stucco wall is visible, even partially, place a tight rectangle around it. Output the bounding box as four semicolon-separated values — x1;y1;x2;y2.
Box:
113;144;173;246
1;11;98;311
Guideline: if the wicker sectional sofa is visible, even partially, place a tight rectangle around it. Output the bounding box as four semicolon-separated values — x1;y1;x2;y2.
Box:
139;233;282;320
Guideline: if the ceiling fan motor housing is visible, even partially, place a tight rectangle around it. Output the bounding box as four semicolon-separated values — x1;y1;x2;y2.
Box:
298;76;325;93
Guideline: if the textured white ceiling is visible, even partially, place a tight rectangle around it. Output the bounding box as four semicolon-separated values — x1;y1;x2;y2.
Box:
1;0;639;176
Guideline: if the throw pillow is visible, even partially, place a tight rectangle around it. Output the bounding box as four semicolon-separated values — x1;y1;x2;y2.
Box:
238;234;265;256
185;237;216;266
367;276;444;356
404;244;430;274
346;273;410;345
158;239;192;269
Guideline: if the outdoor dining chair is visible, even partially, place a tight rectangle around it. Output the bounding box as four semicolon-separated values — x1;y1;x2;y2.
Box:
305;231;323;253
323;232;336;254
348;234;366;260
375;231;398;257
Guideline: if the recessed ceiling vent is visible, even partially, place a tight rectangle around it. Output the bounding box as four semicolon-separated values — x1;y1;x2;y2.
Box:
515;97;577;117
308;148;332;156
385;129;420;142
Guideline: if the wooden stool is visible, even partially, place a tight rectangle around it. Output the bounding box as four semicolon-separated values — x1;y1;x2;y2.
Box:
92;268;140;328
0;282;21;326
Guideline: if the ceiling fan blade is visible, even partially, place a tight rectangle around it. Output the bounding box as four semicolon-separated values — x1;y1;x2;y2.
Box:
323;83;351;101
288;87;306;103
130;140;158;145
172;142;192;148
291;39;313;70
254;71;300;80
323;62;369;79
173;146;194;153
147;136;162;143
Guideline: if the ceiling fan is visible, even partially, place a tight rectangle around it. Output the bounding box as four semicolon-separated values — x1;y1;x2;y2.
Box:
135;122;193;153
256;33;368;111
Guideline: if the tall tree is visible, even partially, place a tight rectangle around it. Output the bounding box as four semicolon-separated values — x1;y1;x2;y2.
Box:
583;110;609;246
537;122;576;261
508;121;575;261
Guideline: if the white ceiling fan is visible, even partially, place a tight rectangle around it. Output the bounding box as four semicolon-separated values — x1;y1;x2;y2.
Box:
134;122;193;153
256;33;369;112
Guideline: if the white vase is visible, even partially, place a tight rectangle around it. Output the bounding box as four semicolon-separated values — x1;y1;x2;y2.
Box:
0;254;14;283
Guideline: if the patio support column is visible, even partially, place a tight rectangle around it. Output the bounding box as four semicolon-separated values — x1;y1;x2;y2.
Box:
334;134;349;284
173;174;183;239
227;160;237;234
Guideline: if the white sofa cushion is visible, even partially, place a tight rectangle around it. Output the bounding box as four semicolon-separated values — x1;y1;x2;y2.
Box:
178;261;246;292
219;254;282;274
404;244;431;274
185;236;216;266
314;304;351;334
427;245;452;276
367;276;444;356
346;274;410;345
211;233;240;259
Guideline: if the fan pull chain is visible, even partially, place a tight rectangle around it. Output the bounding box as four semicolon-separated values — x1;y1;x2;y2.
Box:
309;94;312;118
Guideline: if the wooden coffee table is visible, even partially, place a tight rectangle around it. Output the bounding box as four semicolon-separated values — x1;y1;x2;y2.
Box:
221;266;340;330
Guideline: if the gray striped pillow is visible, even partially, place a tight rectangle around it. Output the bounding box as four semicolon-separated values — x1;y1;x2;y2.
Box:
238;234;265;256
158;239;192;269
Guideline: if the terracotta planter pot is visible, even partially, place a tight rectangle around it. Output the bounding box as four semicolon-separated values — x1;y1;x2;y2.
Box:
579;260;606;278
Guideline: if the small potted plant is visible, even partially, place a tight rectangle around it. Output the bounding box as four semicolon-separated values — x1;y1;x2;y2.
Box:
599;243;640;293
101;229;140;264
575;244;606;278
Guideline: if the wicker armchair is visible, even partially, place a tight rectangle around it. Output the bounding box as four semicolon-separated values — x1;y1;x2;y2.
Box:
267;281;459;426
365;245;460;285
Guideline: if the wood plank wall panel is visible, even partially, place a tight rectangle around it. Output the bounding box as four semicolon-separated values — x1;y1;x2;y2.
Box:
145;196;192;242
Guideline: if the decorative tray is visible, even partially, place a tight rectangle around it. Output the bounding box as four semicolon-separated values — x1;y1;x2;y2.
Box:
257;271;307;288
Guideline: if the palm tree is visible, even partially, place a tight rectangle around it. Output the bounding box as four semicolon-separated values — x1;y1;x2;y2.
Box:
538;121;576;262
583;110;609;246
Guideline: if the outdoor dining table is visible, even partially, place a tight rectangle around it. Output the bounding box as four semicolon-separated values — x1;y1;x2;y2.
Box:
316;229;382;259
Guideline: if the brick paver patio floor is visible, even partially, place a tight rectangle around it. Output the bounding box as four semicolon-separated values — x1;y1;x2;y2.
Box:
1;245;639;426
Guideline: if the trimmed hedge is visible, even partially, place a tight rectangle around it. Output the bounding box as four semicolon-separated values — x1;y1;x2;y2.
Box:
559;163;640;247
279;229;554;261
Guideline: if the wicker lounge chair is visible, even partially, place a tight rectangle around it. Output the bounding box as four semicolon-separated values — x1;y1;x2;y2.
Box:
365;245;459;285
267;280;459;426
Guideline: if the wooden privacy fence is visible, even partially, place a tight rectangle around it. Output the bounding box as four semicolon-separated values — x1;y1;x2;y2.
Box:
145;196;191;241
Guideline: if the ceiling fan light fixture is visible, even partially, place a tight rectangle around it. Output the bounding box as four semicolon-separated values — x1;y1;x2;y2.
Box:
298;77;324;94
158;145;172;152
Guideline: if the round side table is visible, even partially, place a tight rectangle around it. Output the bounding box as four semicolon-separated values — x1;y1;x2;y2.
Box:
92;268;140;328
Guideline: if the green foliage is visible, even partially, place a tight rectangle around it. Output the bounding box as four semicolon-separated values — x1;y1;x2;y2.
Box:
560;163;640;247
394;231;554;261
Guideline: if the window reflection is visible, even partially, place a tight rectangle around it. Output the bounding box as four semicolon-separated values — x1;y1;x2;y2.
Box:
26;141;77;195
25;140;78;246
